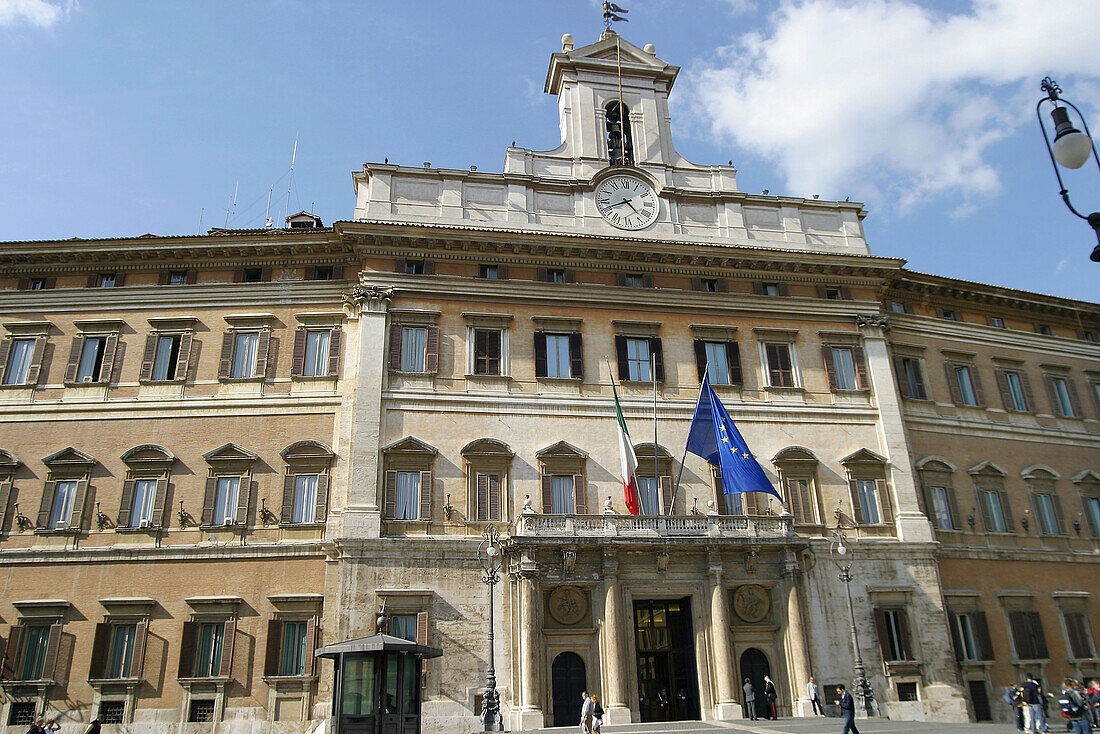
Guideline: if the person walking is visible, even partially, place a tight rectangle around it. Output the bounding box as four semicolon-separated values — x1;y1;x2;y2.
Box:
44;720;60;734
808;676;824;715
835;684;861;734
763;675;778;720
1060;678;1093;734
83;719;102;734
743;678;757;720
1087;680;1100;726
580;691;594;733
1004;685;1025;731
591;694;604;733
25;720;45;734
1023;673;1049;734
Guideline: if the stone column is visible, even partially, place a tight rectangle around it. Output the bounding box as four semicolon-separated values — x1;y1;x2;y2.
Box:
601;552;632;724
783;550;814;717
330;285;392;538
857;314;933;543
515;558;545;731
709;557;741;720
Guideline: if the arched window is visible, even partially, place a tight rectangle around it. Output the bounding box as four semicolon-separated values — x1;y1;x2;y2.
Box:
605;101;634;166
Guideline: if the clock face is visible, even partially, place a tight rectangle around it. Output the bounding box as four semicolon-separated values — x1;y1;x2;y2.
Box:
595;175;659;230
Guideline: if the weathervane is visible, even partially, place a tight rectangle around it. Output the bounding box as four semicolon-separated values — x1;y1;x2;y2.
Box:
603;2;628;33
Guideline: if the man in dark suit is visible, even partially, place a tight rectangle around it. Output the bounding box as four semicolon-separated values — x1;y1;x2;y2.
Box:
835;684;860;734
743;678;757;720
764;675;778;719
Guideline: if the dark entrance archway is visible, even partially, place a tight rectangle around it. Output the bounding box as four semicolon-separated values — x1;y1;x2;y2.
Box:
634;597;700;722
551;651;586;727
739;648;771;720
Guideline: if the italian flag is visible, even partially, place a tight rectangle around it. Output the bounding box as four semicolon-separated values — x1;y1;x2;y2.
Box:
612;380;640;515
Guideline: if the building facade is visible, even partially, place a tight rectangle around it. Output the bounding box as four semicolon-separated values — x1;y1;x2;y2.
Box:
0;30;1095;733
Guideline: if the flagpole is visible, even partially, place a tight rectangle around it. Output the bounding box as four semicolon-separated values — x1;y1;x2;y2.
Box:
670;362;709;515
652;353;659;514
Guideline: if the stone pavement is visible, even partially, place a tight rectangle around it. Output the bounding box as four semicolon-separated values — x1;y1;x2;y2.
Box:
527;717;1023;734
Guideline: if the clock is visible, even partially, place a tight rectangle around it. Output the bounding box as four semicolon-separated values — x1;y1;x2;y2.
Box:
595;175;659;230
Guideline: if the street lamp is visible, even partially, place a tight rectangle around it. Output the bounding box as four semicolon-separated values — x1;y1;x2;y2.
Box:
477;523;504;731
1036;77;1100;261
829;528;875;717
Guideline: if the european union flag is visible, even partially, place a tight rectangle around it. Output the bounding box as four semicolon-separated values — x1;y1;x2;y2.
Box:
685;375;781;501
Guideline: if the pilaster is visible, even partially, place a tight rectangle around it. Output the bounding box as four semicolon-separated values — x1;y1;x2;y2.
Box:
783;550;815;717
514;552;545;731
708;554;742;721
600;551;632;724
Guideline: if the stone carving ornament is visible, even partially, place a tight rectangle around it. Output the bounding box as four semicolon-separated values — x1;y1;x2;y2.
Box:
732;583;771;623
548;585;588;626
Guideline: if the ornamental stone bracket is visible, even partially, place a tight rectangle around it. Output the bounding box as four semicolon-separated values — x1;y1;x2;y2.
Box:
342;285;393;317
856;313;890;335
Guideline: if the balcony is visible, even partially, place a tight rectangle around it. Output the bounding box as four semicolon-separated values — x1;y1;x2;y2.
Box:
513;512;794;540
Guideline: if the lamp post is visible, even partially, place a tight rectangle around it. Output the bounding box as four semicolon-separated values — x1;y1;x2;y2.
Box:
1036;77;1100;261
477;523;504;731
830;528;875;717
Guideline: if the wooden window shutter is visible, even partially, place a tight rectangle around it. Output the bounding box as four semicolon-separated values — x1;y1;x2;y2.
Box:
615;272;627;287
100;334;118;382
304;617;318;675
233;269;246;283
416;611;429;677
424;326;440;374
752;282;765;296
1066;379;1084;417
536;267;548;282
177;621;198;678
68;480;89;530
494;265;508;279
16;278;30;290
201;477;218;525
660;476;673;516
877;479;895;527
944;363;964;405
975;485;993;532
690;277;703;291
314;474;330;523
693;340;707;381
872;608;892;659
175;333;193;381
131;620;148;678
117;480;136;527
725;342;742;384
218;332;235;378
893;356;911;398
712;468;726;515
744;491;759;515
0;339;10;383
947;613;964;661
615;335;629;380
185;270;198;284
157;271;171;286
383;470;398;518
840;286;852;300
998;489;1015;531
38;482;56;529
716;279;728;292
86;273;98;288
994;369;1012;409
260;267;272;282
778;283;790;296
42;624;62;681
896;611;913;659
569;332;583;379
849;480;864;525
1;627;24;680
327;329;342;377
254;329;272;378
945;485;961;530
219;618;237;677
1051;493;1066;534
650;337;664;382
816;285;828;299
264;620;283;676
821;346;838;389
423;260;435;275
139;333;158;381
1007;611;1031;658
388;324;404;371
852;347;869;389
418;470;432;521
1018;372;1035;412
573;474;587;514
152;478;169;527
0;480;11;529
394;259;407;274
1028;611;1048;658
971;611;994;659
488;473;502;521
25;335;47;385
235;478;251;525
533;332;547;377
63;335;85;383
476;473;489;521
564;269;576;283
303;266;316;281
291;329;307;377
281;475;296;523
89;622;111;679
970;367;986;406
642;274;654;288
541;473;553;513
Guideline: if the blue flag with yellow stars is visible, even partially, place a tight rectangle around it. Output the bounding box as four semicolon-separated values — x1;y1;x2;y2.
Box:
685;375;781;501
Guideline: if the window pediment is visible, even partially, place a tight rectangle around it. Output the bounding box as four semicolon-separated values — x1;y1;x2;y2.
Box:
1020;464;1060;481
461;438;514;458
223;313;277;328
0;448;20;470
42;446;97;470
382;436;438;456
772;446;818;464
390;309;440;326
280;440;336;462
1072;469;1100;485
203;443;258;465
2;320;52;336
536;440;588;460
915;455;956;473
120;444;177;469
967;460;1006;477
841;448;887;467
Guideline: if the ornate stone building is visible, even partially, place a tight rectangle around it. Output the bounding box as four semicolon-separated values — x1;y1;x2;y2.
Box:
0;29;1095;734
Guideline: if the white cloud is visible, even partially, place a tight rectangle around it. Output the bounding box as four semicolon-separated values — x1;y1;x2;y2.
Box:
0;0;74;28
686;0;1100;210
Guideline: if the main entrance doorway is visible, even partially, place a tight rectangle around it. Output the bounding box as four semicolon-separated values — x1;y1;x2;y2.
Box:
739;648;771;720
551;652;586;727
634;597;700;722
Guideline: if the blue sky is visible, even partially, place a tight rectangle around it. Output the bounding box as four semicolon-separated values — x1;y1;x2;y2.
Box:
1;0;1098;301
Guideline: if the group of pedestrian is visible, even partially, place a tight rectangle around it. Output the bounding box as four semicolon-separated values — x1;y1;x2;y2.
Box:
23;719;62;734
579;690;603;733
1004;674;1100;734
741;674;779;720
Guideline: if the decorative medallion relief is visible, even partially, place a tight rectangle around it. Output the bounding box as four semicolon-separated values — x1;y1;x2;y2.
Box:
548;585;589;626
733;584;771;624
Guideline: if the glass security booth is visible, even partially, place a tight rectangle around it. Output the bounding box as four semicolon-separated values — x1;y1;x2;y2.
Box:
316;633;443;734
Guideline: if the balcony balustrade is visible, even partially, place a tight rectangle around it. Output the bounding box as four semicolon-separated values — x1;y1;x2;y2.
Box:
513;512;793;539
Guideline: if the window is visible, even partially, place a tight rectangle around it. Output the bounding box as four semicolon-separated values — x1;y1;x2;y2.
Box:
478;264;500;279
302;330;331;377
895;356;928;400
212;477;240;525
549;475;575;514
1035;323;1053;336
698;278;719;292
231;332;259;378
404;260;425;275
242;268;264;282
1034;493;1062;535
1047;376;1079;417
824;346;867;391
291;475;318;523
940;309;962;321
625;338;651;381
389;323;439;374
1063;611;1095;659
605;101;634;166
312;266;335;281
29;278;48;290
694;339;742;386
3;338;36;385
140;327;194;383
194;622;226;677
279;440;334;525
713;467;763;515
997;369;1031;411
473;472;503;521
759;282;781;296
1007;610;1048;660
765;343;795;387
153;334;182;380
76;337;107;382
613;332;663;384
168;271;189;285
395;472;420;519
7;702;36;726
95;273;117;288
264;617;317;678
462;439;512;522
951;611;993;661
106;623;138;678
929;486;955;530
821;286;847;300
544;268;566;283
189;700;216;722
98;702;125;724
129;479;157;527
201;443;257;527
537;441;587;514
785;478;816;525
390;614;418;643
382;437;435;522
636;476;660;516
874;608;913;661
535;331;582;379
619;273;649;288
48;480;78;529
954;365;979;406
279;621;309;675
1085;496;1100;538
896;682;919;702
64;332;120;385
855;480;882;524
38;448;94;531
981;489;1009;533
1081;330;1096;342
19;625;53;679
989;316;1006;328
887;301;912;314
473;330;501;376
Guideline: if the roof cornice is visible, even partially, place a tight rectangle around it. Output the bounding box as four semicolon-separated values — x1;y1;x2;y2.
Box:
887;271;1099;318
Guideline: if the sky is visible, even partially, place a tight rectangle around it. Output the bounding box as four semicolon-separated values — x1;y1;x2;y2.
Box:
1;0;1098;302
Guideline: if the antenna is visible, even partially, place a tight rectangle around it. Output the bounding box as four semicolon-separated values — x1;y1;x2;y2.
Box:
264;185;274;229
284;133;298;225
198;207;204;234
231;180;238;226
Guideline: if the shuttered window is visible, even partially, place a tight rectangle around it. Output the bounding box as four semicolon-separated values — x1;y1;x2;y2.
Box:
292;475;318;524
20;625;52;680
929;486;956;530
49;481;79;529
873;608;913;661
212;477;240;525
473;330;501;376
475;472;502;522
823;346;869;391
1063;612;1094;659
765;343;795;387
897;356;927;399
194;622;225;677
231;333;259;378
291;328;342;378
694;340;742;385
1007;610;1048;660
280;621;309;676
980;489;1009;532
1034;493;1063;535
2;338;35;385
550;475;575;515
264;618;317;677
785;478;816;525
396;472;421;520
949;611;994;661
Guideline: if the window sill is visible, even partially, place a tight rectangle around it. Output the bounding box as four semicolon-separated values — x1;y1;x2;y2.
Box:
536;377;582;395
114;525;164;534
64;381;110;387
291;374;337;381
0;382;36;390
389;370;437;376
34;528;79;535
262;674;318;684
830;388;870;394
138;379;186;385
178;676;230;686
89;677;141;686
218;377;266;383
277;522;325;528
0;679;54;689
